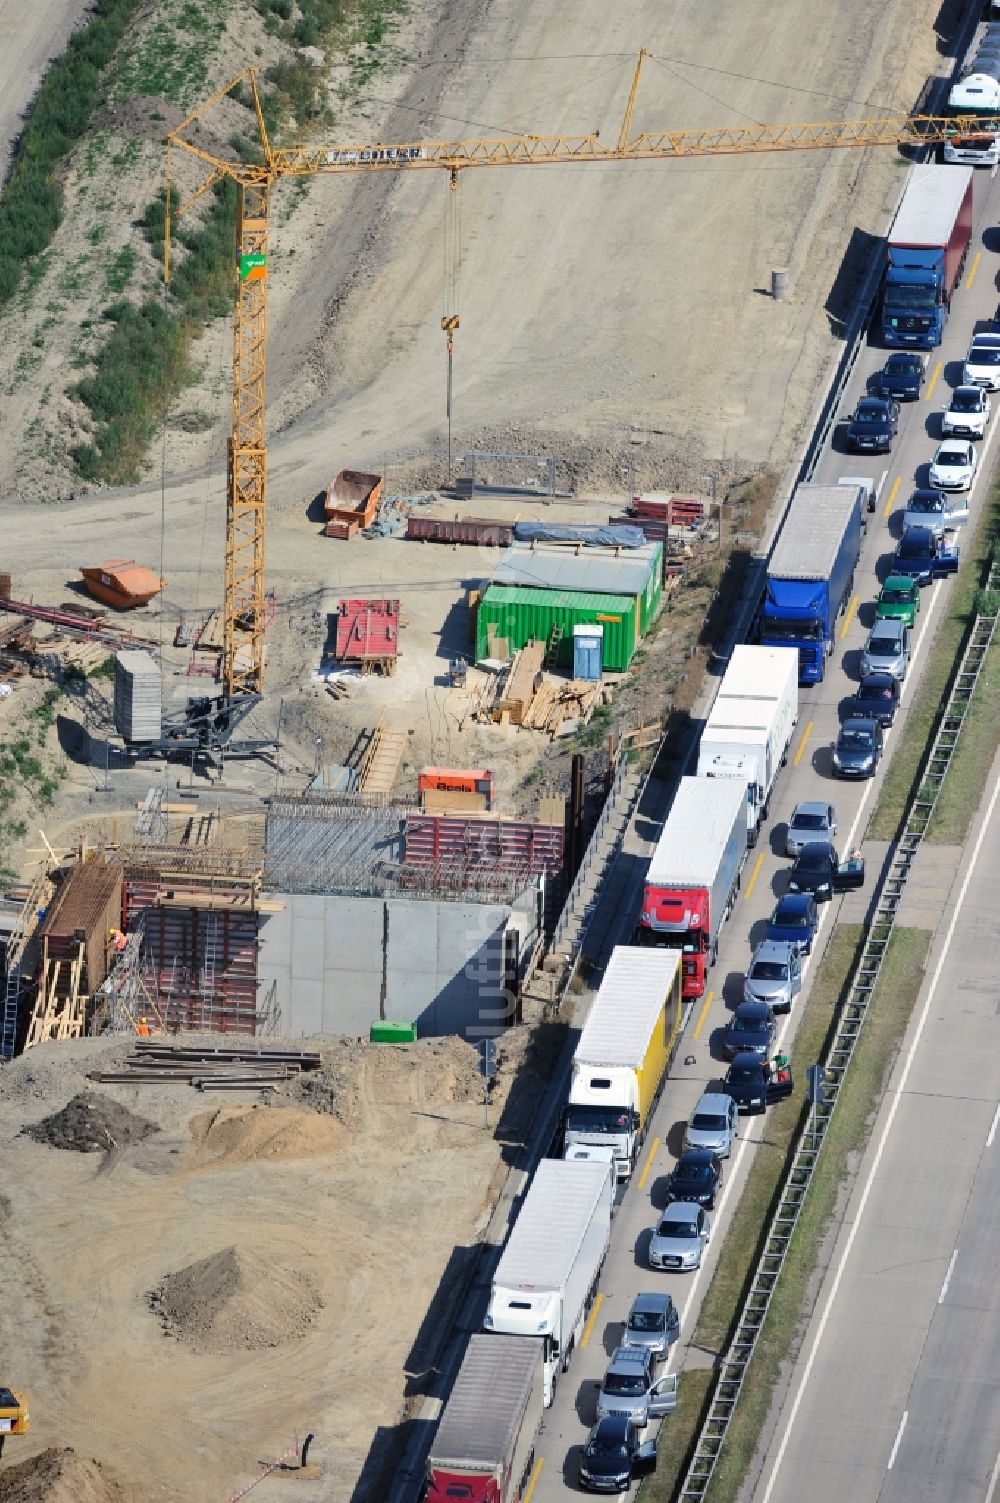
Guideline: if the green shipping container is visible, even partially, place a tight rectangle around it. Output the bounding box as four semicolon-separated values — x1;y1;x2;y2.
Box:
476;585;639;671
370;1020;418;1043
640;542;663;633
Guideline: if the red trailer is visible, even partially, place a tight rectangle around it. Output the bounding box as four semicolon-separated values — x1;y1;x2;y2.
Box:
407;516;513;546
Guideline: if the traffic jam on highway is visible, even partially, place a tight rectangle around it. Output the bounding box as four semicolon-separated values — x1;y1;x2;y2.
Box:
422;71;1000;1503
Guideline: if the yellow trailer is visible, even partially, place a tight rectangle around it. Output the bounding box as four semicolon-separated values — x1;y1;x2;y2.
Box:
563;947;682;1180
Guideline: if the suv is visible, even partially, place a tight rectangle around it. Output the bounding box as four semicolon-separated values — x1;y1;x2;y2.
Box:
622;1291;680;1361
683;1091;739;1158
596;1346;679;1426
860;617;909;681
578;1415;657;1493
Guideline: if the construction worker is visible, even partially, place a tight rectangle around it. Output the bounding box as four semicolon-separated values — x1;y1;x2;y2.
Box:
136;1017;151;1037
108;928;127;953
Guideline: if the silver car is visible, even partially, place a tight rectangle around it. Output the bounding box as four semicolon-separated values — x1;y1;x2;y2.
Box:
596;1346;679;1425
743;939;803;1014
860;618;909;682
785;800;837;856
622;1291;680;1361
901;488;968;536
648;1202;711;1271
684;1092;739;1157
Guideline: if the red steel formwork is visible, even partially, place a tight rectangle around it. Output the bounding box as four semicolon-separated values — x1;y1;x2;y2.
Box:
122;878;260;1035
403;812;565;888
336;598;400;668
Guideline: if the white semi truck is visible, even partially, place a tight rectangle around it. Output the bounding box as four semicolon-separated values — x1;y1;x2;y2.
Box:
484;1157;614;1405
697;645;799;844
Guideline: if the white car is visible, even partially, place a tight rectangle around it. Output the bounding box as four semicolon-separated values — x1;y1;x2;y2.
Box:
963;335;1000;391
942;386;991;439
928;438;977;492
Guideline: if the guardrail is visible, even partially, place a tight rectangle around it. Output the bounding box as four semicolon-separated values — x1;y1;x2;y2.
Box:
678;551;1000;1501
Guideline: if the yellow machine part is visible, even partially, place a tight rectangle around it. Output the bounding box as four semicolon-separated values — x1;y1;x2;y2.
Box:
0;1386;29;1435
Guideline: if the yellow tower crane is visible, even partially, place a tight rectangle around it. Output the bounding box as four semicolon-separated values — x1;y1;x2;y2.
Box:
161;51;998;753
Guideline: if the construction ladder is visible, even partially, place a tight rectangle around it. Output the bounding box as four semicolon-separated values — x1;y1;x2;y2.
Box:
678;561;1000;1501
544;623;564;668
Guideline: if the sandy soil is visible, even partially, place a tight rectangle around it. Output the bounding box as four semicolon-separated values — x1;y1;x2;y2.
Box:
0;1028;546;1501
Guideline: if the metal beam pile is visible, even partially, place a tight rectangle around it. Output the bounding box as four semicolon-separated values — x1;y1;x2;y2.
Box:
88;1041;321;1091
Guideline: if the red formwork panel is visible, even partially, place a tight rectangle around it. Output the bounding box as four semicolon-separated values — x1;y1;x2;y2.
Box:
336;598;400;663
122;879;260;1035
403;812;565;879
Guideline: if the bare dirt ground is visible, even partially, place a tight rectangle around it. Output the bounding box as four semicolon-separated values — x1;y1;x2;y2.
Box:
0;1026;552;1501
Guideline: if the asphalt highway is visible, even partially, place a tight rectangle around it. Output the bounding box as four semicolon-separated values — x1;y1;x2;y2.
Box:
525;157;1000;1502
753;757;1000;1503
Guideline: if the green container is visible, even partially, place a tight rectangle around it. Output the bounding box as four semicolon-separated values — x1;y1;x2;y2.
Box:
639;543;663;633
370;1020;418;1044
476;585;638;671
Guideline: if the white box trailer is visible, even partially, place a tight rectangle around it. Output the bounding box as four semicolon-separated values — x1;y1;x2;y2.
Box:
426;1335;544;1503
698;646;798;842
564;948;682;1181
485;1157;613;1406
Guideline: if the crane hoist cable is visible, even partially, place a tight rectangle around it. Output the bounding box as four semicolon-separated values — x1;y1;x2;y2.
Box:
442;168;462;478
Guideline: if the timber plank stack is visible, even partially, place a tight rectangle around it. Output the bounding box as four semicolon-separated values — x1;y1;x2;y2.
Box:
89;1042;322;1091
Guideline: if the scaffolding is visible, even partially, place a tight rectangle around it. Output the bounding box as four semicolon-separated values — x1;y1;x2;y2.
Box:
1;868;52;1058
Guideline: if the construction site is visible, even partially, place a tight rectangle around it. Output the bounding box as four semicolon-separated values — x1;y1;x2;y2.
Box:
0;0;950;1498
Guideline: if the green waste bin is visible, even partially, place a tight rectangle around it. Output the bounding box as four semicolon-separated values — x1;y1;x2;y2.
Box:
370;1020;418;1044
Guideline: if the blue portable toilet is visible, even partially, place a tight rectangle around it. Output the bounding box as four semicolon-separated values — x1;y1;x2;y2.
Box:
573;624;604;681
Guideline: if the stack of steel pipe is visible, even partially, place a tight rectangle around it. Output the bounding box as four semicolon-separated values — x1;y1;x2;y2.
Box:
89;1042;321;1091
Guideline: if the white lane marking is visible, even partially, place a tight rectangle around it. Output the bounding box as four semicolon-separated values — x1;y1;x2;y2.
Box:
987;1103;1000;1149
984;1447;1000;1503
758;761;1000;1503
887;1411;908;1470
938;1248;958;1304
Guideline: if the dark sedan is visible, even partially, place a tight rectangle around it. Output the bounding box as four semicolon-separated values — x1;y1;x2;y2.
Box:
664;1148;722;1209
844;396;899;453
787;842;865;902
720;1000;776;1061
831;716;883;778
766;893;819;954
853;671;900;727
893;524;960;585
879;352;925;401
578;1415;657;1493
723;1052;795;1114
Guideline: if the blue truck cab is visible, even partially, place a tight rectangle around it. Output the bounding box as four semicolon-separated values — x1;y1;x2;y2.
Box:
760;484;864;684
881;165;972;350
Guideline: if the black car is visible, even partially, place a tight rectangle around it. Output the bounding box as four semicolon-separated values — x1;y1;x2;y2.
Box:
723;1052;795;1114
720;1000;776;1061
787;842;865;902
831;716;883;778
578;1414;656;1493
664;1148;723;1209
853;671;900;727
879;352;925;401
844;396;899;453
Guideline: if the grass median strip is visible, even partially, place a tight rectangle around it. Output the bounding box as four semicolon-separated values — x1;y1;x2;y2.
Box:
869;478;1000;842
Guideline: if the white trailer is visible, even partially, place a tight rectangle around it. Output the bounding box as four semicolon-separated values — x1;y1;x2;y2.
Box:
698;646;798;842
485;1157;613;1406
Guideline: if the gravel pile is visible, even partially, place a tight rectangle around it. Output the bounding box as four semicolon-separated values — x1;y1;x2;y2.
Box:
23;1092;158;1153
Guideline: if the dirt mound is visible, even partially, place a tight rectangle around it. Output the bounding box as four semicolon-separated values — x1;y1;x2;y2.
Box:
282;1035;484;1128
148;1245;320;1353
23;1092;158;1153
0;1447;123;1503
188;1104;344;1164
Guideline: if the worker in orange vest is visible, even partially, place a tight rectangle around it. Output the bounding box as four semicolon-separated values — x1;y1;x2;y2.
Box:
108;928;127;953
136;1018;151;1037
